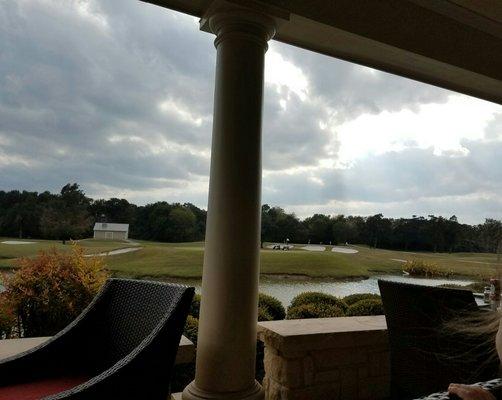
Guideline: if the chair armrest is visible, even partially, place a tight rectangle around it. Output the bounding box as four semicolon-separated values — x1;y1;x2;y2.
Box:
0;282;110;385
414;378;502;400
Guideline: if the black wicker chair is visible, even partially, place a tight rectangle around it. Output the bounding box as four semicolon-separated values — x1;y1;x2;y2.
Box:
414;378;502;400
378;280;499;400
0;278;194;400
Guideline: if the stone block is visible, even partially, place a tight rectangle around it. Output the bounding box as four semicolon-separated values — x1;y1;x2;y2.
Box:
264;377;289;400
289;382;341;400
313;347;368;370
340;368;358;386
314;369;340;384
350;330;389;347
368;351;391;377
358;366;369;379
280;348;310;359
303;355;315;386
340;384;358;400
264;350;305;388
266;345;279;356
358;376;391;400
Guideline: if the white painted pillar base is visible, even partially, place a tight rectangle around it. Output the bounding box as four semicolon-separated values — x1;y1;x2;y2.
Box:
182;5;276;400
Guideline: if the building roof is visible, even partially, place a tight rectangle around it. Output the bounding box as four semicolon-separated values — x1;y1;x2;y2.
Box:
143;0;502;105
93;223;129;232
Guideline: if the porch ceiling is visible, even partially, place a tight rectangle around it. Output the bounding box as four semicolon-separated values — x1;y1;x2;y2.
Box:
142;0;502;105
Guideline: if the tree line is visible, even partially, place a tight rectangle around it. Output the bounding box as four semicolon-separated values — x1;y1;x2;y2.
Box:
0;184;501;253
262;206;502;253
0;184;206;243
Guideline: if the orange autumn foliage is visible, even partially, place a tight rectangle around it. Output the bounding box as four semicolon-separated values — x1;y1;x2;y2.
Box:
0;292;16;338
3;244;108;337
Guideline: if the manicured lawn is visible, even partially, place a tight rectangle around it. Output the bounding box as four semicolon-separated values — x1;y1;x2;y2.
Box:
0;238;500;280
0;238;136;267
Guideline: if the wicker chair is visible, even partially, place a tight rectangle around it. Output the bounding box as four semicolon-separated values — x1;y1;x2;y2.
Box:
0;278;194;400
378;280;499;400
414;378;502;400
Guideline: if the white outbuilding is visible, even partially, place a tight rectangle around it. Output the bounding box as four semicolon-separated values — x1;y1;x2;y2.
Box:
93;223;129;240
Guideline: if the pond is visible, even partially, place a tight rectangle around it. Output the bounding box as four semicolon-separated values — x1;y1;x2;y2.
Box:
258;275;476;307
0;274;478;307
169;274;476;307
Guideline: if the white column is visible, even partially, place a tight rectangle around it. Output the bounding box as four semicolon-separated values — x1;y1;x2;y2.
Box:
183;6;275;400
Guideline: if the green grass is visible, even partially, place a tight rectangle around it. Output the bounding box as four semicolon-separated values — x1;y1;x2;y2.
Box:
0;238;500;280
0;238;135;265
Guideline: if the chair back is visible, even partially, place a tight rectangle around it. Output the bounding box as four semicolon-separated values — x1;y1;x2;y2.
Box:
378;279;499;400
0;278;194;399
88;279;193;371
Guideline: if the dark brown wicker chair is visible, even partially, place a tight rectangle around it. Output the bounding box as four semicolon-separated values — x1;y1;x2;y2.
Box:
378;279;499;400
414;378;502;399
0;278;194;400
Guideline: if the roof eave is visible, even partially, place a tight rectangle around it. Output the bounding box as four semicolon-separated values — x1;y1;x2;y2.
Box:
141;0;502;105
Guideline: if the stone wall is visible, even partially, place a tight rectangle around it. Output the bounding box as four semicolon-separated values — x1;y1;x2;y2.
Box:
257;316;390;400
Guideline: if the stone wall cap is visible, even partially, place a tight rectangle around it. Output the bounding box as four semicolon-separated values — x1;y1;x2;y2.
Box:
258;315;387;337
257;316;388;352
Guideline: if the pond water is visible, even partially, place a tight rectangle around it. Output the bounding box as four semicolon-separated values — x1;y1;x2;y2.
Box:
258;275;475;307
0;274;477;306
169;274;476;307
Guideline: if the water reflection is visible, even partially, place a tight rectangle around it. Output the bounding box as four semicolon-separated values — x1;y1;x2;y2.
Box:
258;275;474;307
168;274;474;307
0;274;475;307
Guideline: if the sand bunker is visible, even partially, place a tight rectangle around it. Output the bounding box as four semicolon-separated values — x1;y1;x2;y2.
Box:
331;246;359;254
1;241;37;245
85;247;141;257
301;245;326;252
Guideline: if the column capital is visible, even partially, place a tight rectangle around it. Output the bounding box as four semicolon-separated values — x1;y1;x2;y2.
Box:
200;0;288;48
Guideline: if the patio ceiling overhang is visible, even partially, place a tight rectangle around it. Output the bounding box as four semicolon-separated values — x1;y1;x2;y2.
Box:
143;0;502;105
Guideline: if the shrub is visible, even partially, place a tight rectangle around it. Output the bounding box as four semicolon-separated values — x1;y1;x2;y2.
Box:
189;293;285;321
171;363;195;393
258;293;285;320
3;244;108;337
190;293;201;318
258;306;273;322
184;315;199;345
346;299;384;316
287;303;344;320
0;293;15;339
256;340;265;383
174;314;200;392
403;260;452;278
439;281;487;293
289;292;348;313
343;293;381;306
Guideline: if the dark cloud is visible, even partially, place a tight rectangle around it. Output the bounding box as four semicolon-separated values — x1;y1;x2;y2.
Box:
0;0;214;195
0;0;500;223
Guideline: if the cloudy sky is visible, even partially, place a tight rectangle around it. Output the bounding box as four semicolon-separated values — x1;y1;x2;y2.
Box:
1;0;502;224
